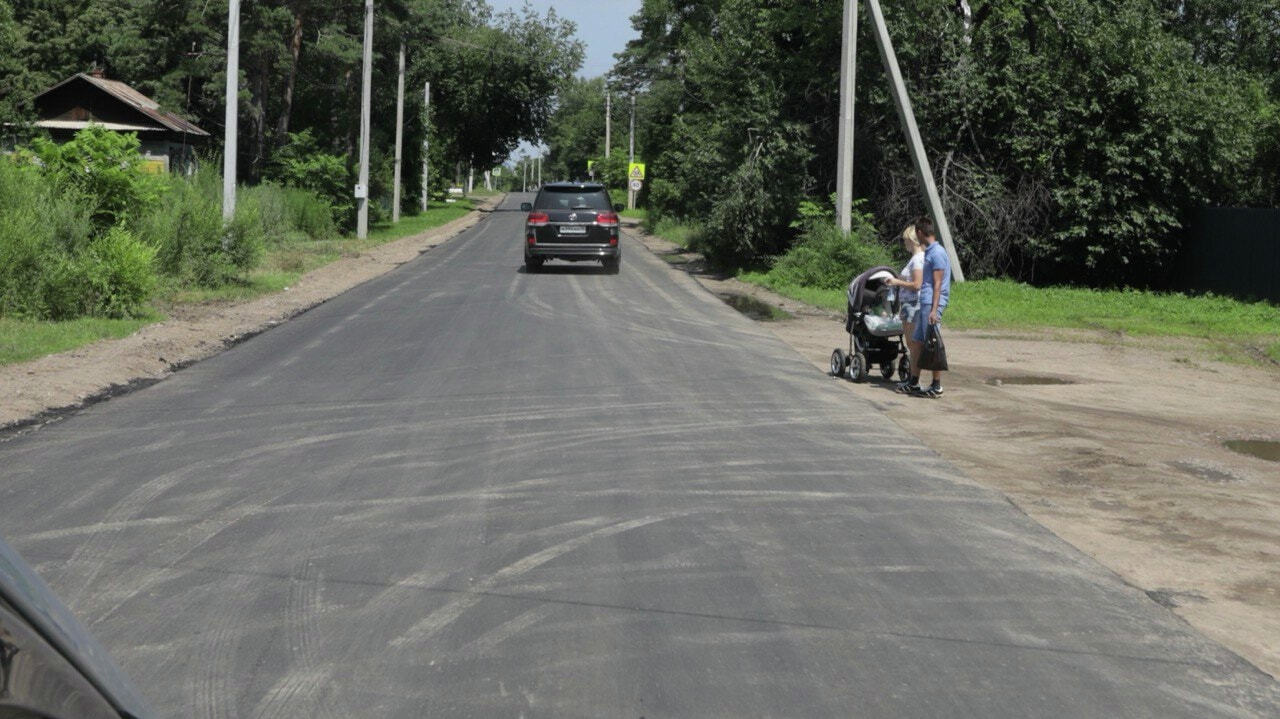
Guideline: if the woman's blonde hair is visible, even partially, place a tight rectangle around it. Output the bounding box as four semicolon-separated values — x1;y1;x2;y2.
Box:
901;225;921;251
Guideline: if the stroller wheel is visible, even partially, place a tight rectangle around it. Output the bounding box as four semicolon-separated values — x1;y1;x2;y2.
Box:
880;362;895;380
898;354;911;382
829;349;847;377
849;352;869;383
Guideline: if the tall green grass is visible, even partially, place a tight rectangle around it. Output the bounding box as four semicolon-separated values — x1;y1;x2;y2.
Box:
649;218;699;248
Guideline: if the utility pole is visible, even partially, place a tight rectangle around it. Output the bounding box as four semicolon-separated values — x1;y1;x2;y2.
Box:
604;91;611;158
536;155;541;187
628;93;636;210
392;42;404;223
356;0;373;239
221;0;240;224
865;0;964;280
835;0;857;233
421;81;430;212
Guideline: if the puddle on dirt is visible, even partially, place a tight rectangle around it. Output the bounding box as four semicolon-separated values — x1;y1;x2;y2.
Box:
986;375;1074;386
717;293;793;322
1224;439;1280;462
1169;461;1242;483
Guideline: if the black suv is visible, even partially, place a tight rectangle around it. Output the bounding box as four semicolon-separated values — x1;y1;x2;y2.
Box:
522;183;623;274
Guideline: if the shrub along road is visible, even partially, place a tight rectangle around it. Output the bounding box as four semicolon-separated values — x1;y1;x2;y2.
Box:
0;194;1275;716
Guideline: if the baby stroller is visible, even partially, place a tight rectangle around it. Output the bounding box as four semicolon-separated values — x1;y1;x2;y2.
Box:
829;266;911;383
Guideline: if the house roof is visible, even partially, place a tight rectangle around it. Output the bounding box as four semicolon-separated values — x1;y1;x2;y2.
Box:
37;73;209;137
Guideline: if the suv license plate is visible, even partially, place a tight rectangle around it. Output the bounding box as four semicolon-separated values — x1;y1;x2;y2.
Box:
558;225;587;235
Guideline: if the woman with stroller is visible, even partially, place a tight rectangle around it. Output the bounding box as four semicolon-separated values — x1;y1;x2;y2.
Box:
882;225;924;393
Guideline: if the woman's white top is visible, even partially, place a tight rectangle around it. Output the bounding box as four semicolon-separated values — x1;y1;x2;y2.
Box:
899;252;924;304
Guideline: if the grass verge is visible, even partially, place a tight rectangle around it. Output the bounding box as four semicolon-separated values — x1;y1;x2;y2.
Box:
650;218;698;249
0;312;161;365
3;199;480;365
739;274;1280;363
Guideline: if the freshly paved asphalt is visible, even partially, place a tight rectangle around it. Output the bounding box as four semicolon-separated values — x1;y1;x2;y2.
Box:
1;194;1276;717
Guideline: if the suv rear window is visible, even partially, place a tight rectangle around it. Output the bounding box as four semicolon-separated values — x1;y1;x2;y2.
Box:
535;187;612;210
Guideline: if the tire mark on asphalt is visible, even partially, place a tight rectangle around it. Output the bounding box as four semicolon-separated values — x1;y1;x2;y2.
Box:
456;605;554;658
389;514;679;648
188;573;252;719
251;559;337;719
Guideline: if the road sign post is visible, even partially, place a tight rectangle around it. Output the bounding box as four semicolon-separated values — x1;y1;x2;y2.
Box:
627;163;645;210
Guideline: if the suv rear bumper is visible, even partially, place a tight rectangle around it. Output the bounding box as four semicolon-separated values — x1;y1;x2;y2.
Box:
526;243;620;260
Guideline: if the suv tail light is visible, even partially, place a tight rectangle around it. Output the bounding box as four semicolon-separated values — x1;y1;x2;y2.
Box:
527;211;549;227
596;211;619;227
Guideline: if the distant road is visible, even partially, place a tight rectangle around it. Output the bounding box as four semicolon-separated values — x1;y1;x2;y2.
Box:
1;193;1275;716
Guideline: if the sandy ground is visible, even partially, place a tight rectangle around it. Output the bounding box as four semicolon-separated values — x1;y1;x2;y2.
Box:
628;221;1280;679
1;199;497;433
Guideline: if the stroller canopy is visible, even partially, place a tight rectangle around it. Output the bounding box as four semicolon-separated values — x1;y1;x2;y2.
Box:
846;265;897;312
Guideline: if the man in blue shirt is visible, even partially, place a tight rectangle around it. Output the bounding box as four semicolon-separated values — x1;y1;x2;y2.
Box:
911;216;950;398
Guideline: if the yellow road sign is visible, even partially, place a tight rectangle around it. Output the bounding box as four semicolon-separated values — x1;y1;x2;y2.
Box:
628;162;645;180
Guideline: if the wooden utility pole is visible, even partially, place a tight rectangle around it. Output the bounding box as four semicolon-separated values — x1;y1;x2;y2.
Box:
392;43;405;223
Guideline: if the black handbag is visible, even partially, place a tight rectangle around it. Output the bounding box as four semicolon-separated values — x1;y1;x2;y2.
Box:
919;323;949;372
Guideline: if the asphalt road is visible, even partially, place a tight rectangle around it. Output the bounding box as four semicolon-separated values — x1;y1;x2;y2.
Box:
1;193;1276;717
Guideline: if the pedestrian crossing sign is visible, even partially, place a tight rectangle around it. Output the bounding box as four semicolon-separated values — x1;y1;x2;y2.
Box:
628;162;645;180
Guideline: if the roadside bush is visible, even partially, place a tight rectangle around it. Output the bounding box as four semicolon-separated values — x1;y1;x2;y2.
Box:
40;227;156;319
1;157;156;319
32;125;162;230
283;187;336;239
765;211;893;291
225;196;266;271
0;204;55;317
241;183;292;244
135;171;231;285
268;130;353;227
80;226;157;317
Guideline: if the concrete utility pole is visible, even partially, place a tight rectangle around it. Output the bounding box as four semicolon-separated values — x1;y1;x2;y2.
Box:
604;91;611;158
392;42;405;223
536;155;541;187
421;81;430;212
835;0;857;233
356;0;373;239
628;93;637;210
221;0;240;224
864;0;965;281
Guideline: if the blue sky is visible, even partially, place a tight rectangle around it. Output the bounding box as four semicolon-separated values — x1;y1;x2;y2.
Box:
487;0;642;78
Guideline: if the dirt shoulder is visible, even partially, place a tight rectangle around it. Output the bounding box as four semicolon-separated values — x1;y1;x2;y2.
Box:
626;221;1280;679
2;198;500;434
